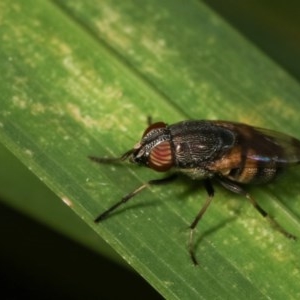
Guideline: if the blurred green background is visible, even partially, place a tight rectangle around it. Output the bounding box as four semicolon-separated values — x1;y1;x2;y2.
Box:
205;0;300;80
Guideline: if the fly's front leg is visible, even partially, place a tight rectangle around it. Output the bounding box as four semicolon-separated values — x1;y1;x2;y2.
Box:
94;174;178;222
217;177;296;240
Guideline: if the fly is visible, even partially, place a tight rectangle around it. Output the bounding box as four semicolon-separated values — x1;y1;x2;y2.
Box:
90;120;300;265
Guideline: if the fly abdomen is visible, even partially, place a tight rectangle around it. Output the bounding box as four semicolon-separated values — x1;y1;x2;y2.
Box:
227;159;282;185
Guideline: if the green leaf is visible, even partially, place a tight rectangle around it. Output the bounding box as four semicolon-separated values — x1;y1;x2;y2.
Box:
1;0;300;299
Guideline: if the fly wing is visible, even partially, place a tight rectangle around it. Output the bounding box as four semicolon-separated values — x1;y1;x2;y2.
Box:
206;121;300;184
246;126;300;164
213;121;300;165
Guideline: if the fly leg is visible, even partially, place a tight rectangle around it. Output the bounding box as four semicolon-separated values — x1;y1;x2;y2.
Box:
217;177;296;240
147;116;153;125
189;179;215;265
94;174;178;222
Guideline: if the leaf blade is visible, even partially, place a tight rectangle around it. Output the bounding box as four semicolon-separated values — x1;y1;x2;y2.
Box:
1;0;300;299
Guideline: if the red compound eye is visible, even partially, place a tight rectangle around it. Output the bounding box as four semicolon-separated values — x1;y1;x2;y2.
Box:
149;141;174;172
142;122;167;137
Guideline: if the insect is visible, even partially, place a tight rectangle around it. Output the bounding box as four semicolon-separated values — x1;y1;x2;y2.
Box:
90;120;300;265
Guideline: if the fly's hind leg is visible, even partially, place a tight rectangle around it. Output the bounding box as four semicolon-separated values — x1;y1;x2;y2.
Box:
217;177;296;240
